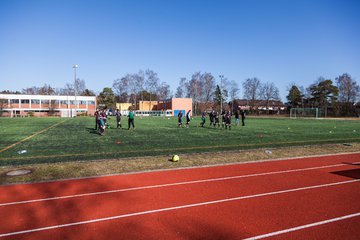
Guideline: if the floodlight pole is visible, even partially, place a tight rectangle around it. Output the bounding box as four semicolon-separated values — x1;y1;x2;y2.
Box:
73;64;78;117
219;75;224;114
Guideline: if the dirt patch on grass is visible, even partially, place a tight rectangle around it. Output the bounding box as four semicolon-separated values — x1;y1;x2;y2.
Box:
1;143;360;185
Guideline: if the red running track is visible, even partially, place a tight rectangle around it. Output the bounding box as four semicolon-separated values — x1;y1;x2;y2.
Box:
0;152;359;239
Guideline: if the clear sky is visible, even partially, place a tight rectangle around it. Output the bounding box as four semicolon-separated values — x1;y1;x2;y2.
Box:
1;0;359;101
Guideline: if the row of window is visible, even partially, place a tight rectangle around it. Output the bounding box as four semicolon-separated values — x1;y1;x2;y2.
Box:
8;100;95;105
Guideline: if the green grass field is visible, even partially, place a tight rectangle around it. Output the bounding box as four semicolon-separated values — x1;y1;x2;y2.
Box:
0;116;359;166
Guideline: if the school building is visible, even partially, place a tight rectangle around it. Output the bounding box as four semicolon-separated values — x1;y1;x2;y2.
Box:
0;94;97;117
117;98;192;117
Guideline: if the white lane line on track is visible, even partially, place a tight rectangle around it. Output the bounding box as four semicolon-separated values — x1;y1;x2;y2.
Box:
0;163;348;207
0;179;359;238
244;212;360;240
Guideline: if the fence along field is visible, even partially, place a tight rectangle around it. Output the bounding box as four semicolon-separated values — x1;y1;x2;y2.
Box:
0;116;359;166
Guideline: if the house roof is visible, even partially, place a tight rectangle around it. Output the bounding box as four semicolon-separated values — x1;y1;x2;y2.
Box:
234;99;286;107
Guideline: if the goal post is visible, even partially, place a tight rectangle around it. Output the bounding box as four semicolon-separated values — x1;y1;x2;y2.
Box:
290;108;320;119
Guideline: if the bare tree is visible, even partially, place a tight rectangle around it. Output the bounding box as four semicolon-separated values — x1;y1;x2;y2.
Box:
228;80;239;100
59;83;75;96
201;72;216;105
56;79;86;96
113;69;159;108
336;73;359;104
74;79;86;96
242;77;262;110
37;84;55;95
113;75;131;103
22;86;39;95
175;77;188;98
336;73;359;116
220;76;233;106
145;69;160;108
158;82;171;99
135;70;145;101
228;80;240;111
260;82;280;112
187;72;203;114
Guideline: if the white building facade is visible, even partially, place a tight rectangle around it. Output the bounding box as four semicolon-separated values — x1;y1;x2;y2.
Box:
0;94;96;117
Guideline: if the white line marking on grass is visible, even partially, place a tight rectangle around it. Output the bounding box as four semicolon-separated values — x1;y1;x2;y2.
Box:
0;119;68;153
0;179;359;238
244;212;360;240
0;163;347;207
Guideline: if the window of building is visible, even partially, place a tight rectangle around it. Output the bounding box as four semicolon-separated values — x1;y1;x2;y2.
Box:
10;99;19;104
60;100;67;105
79;100;87;105
31;99;40;104
88;101;95;105
42;100;50;104
21;99;30;104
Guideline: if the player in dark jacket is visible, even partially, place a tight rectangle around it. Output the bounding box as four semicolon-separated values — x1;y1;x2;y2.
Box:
234;110;240;126
115;109;122;129
225;111;232;130
178;111;183;128
185;110;191;128
94;109;99;130
209;111;214;126
200;111;206;127
241;109;246;126
221;110;226;128
214;111;220;127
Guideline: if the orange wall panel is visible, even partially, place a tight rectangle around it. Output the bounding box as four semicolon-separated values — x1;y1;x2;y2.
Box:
171;98;192;115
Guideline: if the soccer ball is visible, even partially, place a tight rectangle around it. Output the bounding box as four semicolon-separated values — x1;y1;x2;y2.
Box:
172;155;180;162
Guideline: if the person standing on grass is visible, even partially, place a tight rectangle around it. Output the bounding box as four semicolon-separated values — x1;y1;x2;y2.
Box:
209;111;214;127
241;109;246;126
186;110;191;128
225;111;232;130
214;111;220;127
128;109;135;130
98;114;106;136
99;109;107;129
178;110;183;128
234;109;240;126
221;110;226;128
115;109;122;129
200;111;206;127
94;109;99;130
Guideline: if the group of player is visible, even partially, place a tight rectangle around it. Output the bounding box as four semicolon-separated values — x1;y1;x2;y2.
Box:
177;110;192;128
177;109;245;129
94;109;107;135
94;108;135;135
95;108;245;135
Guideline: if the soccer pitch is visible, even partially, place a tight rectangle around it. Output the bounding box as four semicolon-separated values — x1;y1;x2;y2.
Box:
0;116;359;166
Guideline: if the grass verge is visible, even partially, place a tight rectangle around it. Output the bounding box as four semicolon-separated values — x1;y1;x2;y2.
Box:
1;142;359;185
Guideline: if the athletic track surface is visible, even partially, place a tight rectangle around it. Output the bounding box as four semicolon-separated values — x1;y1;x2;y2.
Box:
0;153;359;239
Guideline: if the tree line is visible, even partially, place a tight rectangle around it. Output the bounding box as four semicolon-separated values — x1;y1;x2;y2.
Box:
1;70;359;117
287;73;360;117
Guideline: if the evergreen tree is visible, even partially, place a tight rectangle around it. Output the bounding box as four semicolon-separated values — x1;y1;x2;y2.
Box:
98;87;116;109
286;85;303;108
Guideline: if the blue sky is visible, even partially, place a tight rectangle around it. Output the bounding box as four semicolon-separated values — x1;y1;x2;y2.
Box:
1;0;359;101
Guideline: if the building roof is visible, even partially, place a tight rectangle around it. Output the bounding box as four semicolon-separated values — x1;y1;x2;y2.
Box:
234;99;286;107
0;94;96;100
